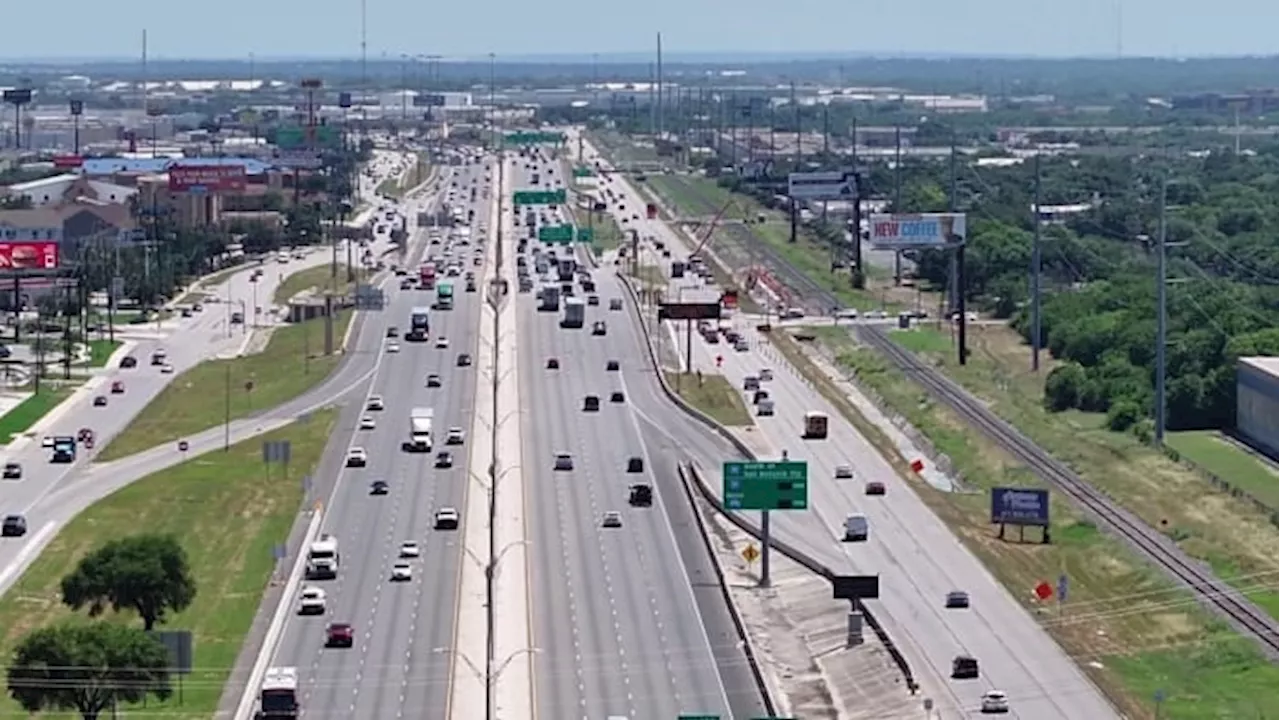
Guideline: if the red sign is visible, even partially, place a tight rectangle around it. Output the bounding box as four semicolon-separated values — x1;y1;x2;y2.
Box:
52;155;84;169
1034;581;1053;601
720;291;739;311
168;164;247;193
0;242;59;271
645;202;658;220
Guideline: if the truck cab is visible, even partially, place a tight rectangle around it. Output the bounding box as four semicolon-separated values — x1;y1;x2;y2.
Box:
305;535;340;580
255;666;299;719
803;411;829;439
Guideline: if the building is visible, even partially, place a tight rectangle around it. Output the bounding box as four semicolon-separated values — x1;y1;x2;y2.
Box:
78;156;277;229
1235;357;1278;459
3;173;137;207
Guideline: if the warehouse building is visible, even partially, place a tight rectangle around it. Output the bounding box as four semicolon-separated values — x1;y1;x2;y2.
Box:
1235;356;1278;459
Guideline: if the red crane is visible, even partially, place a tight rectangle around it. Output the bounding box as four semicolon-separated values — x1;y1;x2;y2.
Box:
687;200;734;261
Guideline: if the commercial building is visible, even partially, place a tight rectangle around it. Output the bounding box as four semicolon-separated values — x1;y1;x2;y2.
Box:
1235;356;1278;459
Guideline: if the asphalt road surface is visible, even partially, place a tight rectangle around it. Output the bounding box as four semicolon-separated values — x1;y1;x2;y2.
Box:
511;151;766;720
266;162;491;719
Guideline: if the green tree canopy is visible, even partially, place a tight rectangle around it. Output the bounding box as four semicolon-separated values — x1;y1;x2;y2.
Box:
7;621;172;720
60;534;197;631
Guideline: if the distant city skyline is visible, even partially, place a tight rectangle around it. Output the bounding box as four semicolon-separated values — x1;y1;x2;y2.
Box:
3;0;1277;61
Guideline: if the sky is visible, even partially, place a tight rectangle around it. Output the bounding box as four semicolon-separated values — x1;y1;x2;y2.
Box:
4;0;1277;60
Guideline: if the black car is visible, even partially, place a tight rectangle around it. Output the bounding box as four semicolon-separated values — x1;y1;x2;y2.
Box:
610;391;625;403
1;514;27;537
93;396;108;407
951;655;980;679
626;457;644;473
592;321;607;336
386;327;399;338
456;354;472;367
2;463;20;479
606;359;620;371
629;484;653;507
546;358;560;370
119;355;138;369
583;395;600;412
370;480;390;495
435;452;454;468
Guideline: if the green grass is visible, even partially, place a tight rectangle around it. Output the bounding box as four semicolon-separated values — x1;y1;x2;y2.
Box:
97;311;353;461
1166;430;1278;509
0;387;75;444
664;371;753;427
84;339;121;367
889;328;953;354
195;264;250;291
0;409;338;720
273;264;355;304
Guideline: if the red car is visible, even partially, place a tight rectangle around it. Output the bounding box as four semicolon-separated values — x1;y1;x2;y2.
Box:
326;623;354;648
110;381;125;394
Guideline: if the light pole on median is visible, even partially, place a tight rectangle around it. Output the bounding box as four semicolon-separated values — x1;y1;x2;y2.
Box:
435;647;540;719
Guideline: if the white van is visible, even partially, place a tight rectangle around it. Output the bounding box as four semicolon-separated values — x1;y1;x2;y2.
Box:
843;514;868;542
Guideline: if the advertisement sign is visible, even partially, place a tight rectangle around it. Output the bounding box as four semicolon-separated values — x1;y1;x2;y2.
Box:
275;126;341;151
272;151;323;170
788;170;856;201
413;93;446;108
1;89;33;105
338;91;353;109
658;302;722;321
168;164;247;194
52;155;84;169
869;213;967;250
990;487;1050;527
0;242;59;271
69;99;84;116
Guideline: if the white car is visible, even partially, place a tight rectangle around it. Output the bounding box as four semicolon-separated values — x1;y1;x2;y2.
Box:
346;448;368;467
359;416;376;430
399;541;421;558
446;427;465;445
297;586;326;614
434;508;460;530
367;395;385;411
980;690;1009;714
386;342;400;353
835;465;854;479
161;364;175;374
435;336;450;349
391;562;413;581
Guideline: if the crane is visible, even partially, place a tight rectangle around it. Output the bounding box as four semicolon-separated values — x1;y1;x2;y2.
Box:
684;199;735;260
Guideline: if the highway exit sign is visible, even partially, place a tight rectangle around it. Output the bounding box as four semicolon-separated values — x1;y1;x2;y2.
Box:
513;189;567;206
723;461;809;511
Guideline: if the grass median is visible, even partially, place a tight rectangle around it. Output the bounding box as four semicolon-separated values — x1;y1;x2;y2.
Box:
0;387;75;444
664;371;753;426
0;408;338;720
97;310;353;461
773;327;1277;719
273;263;355;304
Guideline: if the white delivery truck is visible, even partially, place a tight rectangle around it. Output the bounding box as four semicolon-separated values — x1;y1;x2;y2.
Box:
407;407;434;452
305;535;340;580
255;666;299;719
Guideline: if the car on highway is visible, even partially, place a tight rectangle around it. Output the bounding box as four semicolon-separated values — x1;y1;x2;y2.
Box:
446;427;465;445
161;364;175;374
602;511;623;528
120;355;138;369
554;453;574;471
366;395;385;411
546;358;560;370
629;484;653;507
325;623;355;648
434;508;460;530
980;690;1009;714
587;295;599;306
297;586;327;615
606;359;619;371
2;462;20;480
346;448;368;467
952;655;980;680
865;481;886;496
435;451;453;468
759;368;774;381
426;373;442;387
93;395;108;407
835;465;853;479
609;298;623;311
110;380;125;394
386;327;399;338
456;353;472;367
610;391;625;403
626;457;644;473
359;416;376;430
435;336;450;349
391;562;413;582
592;321;607;336
2;514;27;537
399;541;421;558
946;590;970;609
387;342;401;353
583;395;600;412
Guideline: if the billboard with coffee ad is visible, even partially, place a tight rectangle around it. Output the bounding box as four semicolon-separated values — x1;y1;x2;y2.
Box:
0;242;59;271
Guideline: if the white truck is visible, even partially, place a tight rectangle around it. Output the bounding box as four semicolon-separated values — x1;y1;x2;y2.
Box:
561;297;586;328
305;535;339;580
407;407;434;452
254;666;299;719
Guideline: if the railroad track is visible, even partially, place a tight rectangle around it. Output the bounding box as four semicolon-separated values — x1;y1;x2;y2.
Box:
664;172;1280;655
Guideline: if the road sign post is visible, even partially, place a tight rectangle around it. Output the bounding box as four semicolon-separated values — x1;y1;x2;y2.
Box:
537;224;574;244
723;456;808;587
513;188;567;206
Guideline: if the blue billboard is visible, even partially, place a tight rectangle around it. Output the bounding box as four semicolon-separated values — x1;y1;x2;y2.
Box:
990;487;1050;526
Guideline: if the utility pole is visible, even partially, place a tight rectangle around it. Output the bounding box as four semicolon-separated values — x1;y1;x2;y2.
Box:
948;128;959;315
850;117;862;287
1031;153;1043;372
951;130;967;366
791;81;800;167
360;0;368;136
1155;176;1169;445
656;32;664;139
892;125;902;286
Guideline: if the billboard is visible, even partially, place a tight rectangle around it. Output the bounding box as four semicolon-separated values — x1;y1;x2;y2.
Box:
69;99;84;116
168;164;248;194
869;213;967;250
52;155;84;169
788;170;857;201
658;302;721;321
413;93;446;108
0;242;59;271
990;487;1050;527
1;89;33;105
275;126;341;151
338;91;353;109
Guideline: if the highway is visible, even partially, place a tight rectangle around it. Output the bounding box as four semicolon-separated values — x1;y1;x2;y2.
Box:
266;160;491;719
580;129;1119;719
0;151;418;597
512;152;767;719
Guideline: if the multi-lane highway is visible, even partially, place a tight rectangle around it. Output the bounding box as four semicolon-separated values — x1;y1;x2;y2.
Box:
265;159;491;719
511;152;768;719
582;131;1119;719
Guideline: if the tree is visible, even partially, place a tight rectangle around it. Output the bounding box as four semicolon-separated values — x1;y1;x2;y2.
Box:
61;534;197;631
7;621;172;720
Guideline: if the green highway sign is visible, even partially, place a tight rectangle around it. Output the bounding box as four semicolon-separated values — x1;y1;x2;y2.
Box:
572;166;594;178
505;131;566;146
723;461;809;511
513;189;567;206
538;224;574;244
576;227;594;243
275;125;342;150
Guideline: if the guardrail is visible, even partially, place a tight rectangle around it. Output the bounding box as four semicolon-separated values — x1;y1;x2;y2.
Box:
614;269;919;696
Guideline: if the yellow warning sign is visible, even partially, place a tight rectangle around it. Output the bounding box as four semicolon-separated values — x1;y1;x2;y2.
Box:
741;544;760;564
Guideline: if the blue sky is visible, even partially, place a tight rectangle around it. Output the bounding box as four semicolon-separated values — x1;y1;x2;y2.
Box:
6;0;1277;60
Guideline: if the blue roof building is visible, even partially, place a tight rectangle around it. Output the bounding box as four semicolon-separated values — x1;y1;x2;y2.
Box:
79;157;274;176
